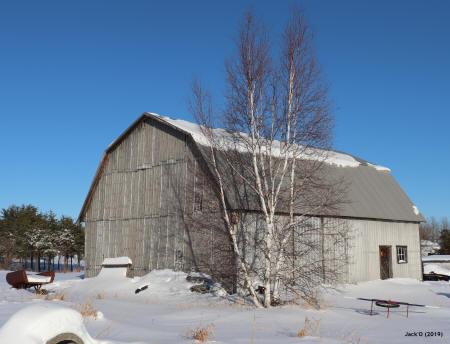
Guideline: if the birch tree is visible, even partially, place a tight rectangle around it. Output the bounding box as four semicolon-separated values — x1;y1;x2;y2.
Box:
191;10;348;308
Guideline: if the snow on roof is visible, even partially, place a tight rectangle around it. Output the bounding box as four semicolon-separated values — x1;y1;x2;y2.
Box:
102;256;132;266
367;162;391;172
26;274;52;283
423;263;450;276
422;255;450;262
148;112;390;171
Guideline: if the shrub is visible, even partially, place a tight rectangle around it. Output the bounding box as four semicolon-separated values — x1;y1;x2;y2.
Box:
297;317;320;338
75;301;98;319
189;324;215;342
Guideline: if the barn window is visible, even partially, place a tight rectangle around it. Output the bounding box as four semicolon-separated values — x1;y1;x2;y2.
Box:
396;246;408;264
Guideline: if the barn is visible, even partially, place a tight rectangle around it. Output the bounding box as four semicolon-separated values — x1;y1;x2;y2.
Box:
79;113;424;289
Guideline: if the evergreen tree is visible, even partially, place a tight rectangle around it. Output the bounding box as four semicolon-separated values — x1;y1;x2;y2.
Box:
0;205;42;268
439;229;450;254
0;204;85;272
58;216;77;272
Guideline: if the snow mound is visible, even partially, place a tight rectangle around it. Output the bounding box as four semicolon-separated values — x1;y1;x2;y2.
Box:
135;269;194;295
64;269;196;302
0;304;97;344
422;255;450;262
424;264;450;276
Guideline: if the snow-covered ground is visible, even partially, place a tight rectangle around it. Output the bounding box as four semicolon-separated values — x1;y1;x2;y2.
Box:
1;270;450;343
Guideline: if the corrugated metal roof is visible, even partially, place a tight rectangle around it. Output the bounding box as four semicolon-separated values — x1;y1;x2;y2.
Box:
154;113;423;223
196;145;424;223
324;165;424;222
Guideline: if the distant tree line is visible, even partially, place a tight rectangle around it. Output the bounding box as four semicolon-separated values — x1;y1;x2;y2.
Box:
419;216;450;255
0;204;84;272
419;217;449;241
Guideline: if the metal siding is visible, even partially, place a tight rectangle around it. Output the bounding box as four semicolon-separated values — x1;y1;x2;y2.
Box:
347;219;421;282
235;214;421;285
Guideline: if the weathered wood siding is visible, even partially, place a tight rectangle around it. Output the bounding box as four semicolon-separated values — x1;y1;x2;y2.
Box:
84;118;235;289
347;219;421;282
236;214;349;287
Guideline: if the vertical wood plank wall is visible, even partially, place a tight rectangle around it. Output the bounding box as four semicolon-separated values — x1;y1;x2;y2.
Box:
84;118;235;288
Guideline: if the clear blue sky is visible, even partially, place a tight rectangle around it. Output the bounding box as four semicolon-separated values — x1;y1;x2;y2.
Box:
1;1;449;220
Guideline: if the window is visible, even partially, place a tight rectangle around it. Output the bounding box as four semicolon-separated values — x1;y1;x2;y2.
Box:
193;189;203;212
396;246;408;264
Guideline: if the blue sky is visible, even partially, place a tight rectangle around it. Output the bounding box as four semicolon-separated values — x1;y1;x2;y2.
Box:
0;1;449;220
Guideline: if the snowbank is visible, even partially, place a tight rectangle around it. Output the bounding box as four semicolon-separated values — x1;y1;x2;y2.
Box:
64;269;197;302
424;264;450;276
0;304;97;344
422;255;450;262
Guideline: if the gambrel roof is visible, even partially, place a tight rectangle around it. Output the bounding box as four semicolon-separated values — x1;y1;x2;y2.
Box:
79;113;424;223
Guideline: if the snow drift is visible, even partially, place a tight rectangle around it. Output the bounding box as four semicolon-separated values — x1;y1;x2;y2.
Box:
0;304;97;344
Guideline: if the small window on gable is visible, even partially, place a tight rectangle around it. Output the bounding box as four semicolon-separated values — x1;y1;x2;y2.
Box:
396;246;408;264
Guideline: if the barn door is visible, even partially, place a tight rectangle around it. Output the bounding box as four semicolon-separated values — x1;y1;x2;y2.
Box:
379;246;392;280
